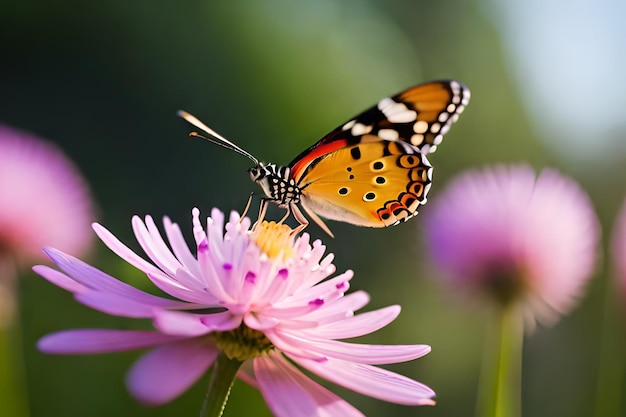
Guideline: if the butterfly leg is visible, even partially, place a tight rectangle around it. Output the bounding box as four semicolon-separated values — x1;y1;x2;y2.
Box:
292;203;335;238
240;193;255;222
289;203;308;236
277;206;292;225
252;198;270;231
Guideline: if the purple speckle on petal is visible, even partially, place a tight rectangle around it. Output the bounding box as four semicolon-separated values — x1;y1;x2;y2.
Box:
198;239;209;252
245;271;256;284
336;281;348;291
309;298;324;307
277;268;289;280
223;263;233;271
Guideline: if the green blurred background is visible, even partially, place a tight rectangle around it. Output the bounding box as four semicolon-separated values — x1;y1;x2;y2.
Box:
2;0;626;416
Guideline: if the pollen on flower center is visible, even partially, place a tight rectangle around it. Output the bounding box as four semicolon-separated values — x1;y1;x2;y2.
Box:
214;323;274;362
252;221;295;259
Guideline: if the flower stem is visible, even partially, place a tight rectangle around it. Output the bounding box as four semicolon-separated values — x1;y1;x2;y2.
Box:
477;306;523;417
592;276;624;417
199;353;243;417
0;322;30;417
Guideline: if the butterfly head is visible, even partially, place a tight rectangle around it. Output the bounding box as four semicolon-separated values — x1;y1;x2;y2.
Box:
249;163;301;207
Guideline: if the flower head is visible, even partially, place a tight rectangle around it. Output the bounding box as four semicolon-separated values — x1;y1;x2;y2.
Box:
424;164;599;325
0;124;94;325
35;208;434;415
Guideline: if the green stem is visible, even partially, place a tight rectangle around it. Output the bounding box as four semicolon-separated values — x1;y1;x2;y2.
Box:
592;275;624;417
0;322;30;417
199;353;243;417
477;306;523;417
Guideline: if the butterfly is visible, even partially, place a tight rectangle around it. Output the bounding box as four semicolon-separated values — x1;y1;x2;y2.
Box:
179;79;470;237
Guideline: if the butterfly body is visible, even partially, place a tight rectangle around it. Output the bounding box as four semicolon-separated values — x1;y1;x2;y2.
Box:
180;80;470;237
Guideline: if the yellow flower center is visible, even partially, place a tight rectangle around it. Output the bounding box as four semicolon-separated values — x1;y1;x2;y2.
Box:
252;221;295;260
214;323;274;361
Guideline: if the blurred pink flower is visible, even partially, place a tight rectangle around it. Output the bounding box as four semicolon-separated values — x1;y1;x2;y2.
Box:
35;208;434;415
424;164;599;325
0;124;94;324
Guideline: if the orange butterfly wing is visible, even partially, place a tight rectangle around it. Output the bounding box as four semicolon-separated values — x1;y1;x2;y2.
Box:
289;80;470;228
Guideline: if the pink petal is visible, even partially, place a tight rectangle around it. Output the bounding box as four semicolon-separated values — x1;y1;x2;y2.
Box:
200;311;243;331
126;338;218;405
255;352;364;417
145;271;214;304
168;267;219;303
278;332;431;364
293;356;436;406
74;292;160;318
132;215;182;276
93;222;165;277
32;265;87;293
38;329;185;354
236;361;258;388
152;310;213;336
265;332;326;362
303;291;370;322
44;247;189;309
305;305;400;339
270;271;353;311
163;217;203;278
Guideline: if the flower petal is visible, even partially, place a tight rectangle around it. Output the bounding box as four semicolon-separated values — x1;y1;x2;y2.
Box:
200;311;243;331
152;310;213;336
93;222;164;277
132;215;182;276
32;265;87;293
43;247;189;309
302;291;370;323
278;332;430;364
38;329;185;354
126;338;218;405
255;352;364;417
293;356;436;406
163;217;203;278
74;292;160;318
304;304;399;339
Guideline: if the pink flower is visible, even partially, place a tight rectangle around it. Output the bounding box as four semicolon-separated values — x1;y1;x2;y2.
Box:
35;208;434;415
0;124;94;325
424;164;599;325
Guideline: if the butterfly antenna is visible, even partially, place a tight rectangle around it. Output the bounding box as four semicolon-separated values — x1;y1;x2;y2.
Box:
178;110;259;165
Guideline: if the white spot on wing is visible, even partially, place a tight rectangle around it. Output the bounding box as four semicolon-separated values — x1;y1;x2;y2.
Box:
342;120;356;131
377;97;394;111
414;120;429;134
379;98;417;123
351;123;372;136
411;134;424;146
378;129;399;141
387;110;417;123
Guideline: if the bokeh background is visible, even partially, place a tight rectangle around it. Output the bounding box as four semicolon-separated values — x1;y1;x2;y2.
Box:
2;0;626;416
